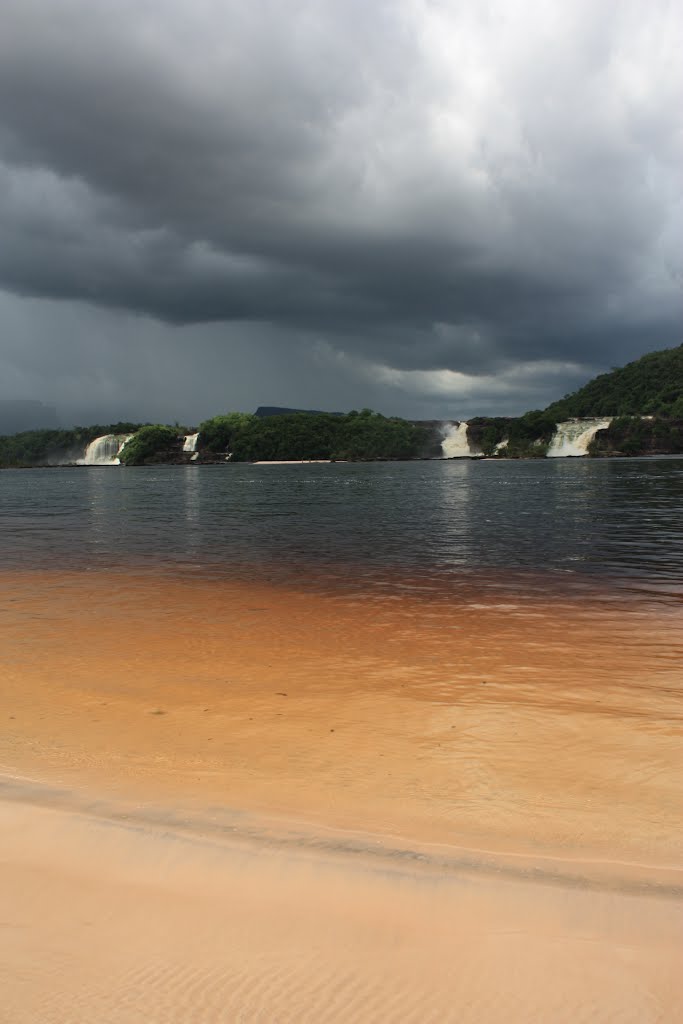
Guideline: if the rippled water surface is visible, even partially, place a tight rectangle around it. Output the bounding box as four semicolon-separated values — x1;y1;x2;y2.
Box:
2;458;682;603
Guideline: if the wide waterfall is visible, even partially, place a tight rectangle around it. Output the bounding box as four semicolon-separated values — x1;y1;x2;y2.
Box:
183;432;199;453
78;434;133;466
441;421;478;458
547;418;612;458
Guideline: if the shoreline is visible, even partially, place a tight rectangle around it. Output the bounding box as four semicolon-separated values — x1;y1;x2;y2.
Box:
3;771;682;898
3;451;683;469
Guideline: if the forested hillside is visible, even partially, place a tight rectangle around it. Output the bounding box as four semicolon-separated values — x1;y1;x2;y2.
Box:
545;345;683;418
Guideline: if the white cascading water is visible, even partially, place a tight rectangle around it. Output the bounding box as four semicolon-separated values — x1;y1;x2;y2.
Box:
183;432;199;453
546;418;612;458
441;421;478;458
78;434;133;466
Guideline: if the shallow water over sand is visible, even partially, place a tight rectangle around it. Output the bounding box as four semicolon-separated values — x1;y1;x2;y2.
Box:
2;570;681;869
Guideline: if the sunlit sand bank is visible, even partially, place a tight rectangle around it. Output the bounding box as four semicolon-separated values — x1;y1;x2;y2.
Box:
1;568;682;1020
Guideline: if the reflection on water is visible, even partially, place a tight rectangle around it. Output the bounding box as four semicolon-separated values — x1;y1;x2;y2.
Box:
182;466;202;556
1;458;682;605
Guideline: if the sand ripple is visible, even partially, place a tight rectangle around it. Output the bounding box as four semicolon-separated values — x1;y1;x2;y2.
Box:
2;798;680;1024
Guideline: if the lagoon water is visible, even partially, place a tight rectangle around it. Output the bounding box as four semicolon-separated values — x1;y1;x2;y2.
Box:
2;457;683;604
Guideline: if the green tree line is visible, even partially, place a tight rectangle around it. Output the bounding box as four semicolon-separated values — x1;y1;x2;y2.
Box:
467;411;557;457
197;409;431;462
117;425;179;465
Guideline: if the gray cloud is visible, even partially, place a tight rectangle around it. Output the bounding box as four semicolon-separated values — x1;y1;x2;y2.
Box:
0;0;680;423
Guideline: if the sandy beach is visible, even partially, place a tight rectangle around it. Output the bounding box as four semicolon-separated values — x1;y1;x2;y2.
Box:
1;569;682;1021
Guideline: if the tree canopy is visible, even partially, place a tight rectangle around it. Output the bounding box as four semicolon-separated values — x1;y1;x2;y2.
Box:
544;344;683;418
118;425;179;465
197;413;256;452
227;409;430;462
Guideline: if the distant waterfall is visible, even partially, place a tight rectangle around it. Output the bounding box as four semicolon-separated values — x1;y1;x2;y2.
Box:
78;434;133;465
441;421;478;458
547;418;612;458
183;432;199;453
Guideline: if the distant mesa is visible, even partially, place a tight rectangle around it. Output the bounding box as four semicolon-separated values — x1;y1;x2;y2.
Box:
254;406;343;417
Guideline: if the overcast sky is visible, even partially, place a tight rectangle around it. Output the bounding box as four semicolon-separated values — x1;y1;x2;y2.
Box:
0;0;680;426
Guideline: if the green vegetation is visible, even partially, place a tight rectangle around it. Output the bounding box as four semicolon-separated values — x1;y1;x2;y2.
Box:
468;411;557;457
466;345;683;458
332;409;429;461
228;409;430;462
588;415;683;456
197;412;256;452
0;411;429;467
545;344;683;418
118;425;179;465
505;410;557;458
466;417;512;456
0;423;144;467
230;412;341;461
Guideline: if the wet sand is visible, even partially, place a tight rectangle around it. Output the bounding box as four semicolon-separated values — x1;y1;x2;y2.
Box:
1;569;682;1020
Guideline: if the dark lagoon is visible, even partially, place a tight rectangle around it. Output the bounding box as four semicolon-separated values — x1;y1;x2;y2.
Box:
2;457;682;605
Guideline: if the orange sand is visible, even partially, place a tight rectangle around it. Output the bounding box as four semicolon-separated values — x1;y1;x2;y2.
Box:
1;569;682;1020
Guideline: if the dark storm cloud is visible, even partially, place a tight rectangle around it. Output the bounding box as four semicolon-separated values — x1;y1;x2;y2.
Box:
0;0;680;419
